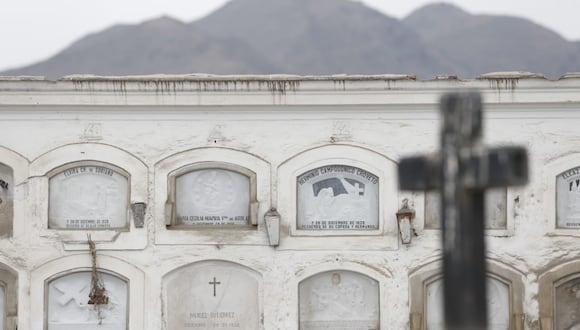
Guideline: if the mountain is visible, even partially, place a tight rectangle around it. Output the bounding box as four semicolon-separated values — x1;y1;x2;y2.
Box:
1;16;278;78
193;0;449;76
404;3;580;78
2;0;580;79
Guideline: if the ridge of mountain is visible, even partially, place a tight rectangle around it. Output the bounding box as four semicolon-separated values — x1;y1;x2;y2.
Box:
2;1;579;79
404;3;580;78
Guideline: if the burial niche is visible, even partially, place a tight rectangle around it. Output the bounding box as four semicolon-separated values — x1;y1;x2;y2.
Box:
555;274;580;330
172;165;252;226
557;167;580;228
297;165;379;230
299;270;380;330
164;261;260;330
48;163;129;229
425;276;509;330
0;163;13;236
424;188;507;229
47;271;128;330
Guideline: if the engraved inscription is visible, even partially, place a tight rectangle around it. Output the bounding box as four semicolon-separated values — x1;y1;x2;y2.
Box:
297;165;379;230
555;275;580;330
557;167;580;228
425;188;507;229
175;169;250;226
49;165;129;229
299;271;379;330
165;261;260;330
47;272;127;330
426;277;509;330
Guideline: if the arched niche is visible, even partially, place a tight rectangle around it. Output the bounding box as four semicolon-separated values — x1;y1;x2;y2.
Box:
30;254;144;330
154;148;271;245
0;163;14;237
28;143;148;250
409;259;524;330
0;263;19;330
46;270;128;330
298;270;380;329
0;146;29;239
162;260;262;330
291;261;391;330
167;162;256;228
539;259;580;330
277;144;398;250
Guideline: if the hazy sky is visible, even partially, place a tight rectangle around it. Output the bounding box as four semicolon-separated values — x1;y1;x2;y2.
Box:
2;0;580;71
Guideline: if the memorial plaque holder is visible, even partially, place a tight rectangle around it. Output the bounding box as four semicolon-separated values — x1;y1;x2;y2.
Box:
165;161;259;229
28;144;149;251
543;154;580;237
276;146;399;251
409;260;525;330
538;260;580;330
155;148;272;246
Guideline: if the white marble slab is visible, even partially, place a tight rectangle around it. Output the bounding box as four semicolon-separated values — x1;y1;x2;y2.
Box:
0;285;5;330
48;165;129;229
175;169;250;225
165;261;260;330
0;163;13;236
47;272;127;330
557;167;580;228
425;188;507;229
425;277;509;330
299;270;379;330
556;276;580;330
297;165;379;230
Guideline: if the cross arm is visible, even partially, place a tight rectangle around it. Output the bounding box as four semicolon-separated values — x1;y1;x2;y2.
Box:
399;146;528;191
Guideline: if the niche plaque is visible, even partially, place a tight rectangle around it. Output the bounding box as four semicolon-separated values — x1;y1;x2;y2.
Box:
47;272;127;330
0;163;13;236
0;285;4;330
555;275;580;330
297;165;379;230
175;169;250;226
299;270;379;330
557;167;580;228
425;188;507;229
165;261;260;330
426;277;509;330
49;165;129;229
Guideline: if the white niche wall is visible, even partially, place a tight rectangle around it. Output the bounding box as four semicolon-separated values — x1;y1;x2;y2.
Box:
154;147;271;245
28;143;148;250
30;254;144;330
277;144;398;250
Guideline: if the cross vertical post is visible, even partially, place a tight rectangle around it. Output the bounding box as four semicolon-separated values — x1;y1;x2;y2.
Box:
209;277;221;297
398;92;528;330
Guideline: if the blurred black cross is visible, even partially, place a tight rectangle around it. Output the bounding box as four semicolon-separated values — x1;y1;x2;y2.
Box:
399;92;528;329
